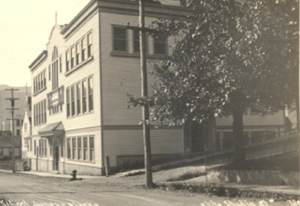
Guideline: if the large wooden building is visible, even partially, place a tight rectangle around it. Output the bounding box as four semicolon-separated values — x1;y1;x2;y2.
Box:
25;0;190;175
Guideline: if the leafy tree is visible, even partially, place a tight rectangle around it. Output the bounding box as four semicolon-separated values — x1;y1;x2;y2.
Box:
149;0;299;165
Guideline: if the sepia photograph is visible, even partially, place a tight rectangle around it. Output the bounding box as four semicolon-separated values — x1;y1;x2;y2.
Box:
0;0;299;205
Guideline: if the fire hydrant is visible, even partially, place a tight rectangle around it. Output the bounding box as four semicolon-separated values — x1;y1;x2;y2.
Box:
71;169;77;180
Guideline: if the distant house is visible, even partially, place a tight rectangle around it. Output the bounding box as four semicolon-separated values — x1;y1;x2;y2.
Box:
21;96;32;159
0;131;21;159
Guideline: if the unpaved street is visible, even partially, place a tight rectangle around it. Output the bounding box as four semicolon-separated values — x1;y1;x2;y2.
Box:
0;172;293;206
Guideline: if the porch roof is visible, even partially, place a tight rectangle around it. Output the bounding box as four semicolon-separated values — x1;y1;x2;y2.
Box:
38;121;65;137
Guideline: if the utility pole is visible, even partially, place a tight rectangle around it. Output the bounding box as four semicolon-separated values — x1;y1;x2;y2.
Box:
126;0;155;188
139;0;152;188
6;88;19;173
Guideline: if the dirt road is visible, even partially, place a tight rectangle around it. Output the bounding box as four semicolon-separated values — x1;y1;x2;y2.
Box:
0;172;293;206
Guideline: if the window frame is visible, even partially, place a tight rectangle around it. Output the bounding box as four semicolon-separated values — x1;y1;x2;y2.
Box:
87;32;92;58
112;26;128;52
82;80;87;113
153;34;168;55
89;136;94;162
88;77;93;112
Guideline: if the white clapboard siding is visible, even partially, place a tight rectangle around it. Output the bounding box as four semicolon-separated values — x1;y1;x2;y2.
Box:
100;12;175;126
103;128;184;157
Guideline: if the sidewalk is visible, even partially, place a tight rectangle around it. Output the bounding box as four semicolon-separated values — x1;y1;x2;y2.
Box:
0;169;101;179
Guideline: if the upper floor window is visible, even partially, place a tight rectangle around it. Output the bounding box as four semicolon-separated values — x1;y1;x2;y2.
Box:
76;42;81;65
133;29;140;53
76;83;81;115
66;51;70;72
87;33;92;57
34;69;47;95
65;31;93;75
88;77;93;112
66;76;93;118
59;56;62;73
66;88;70;117
113;27;127;52
71;86;75;116
33;99;47;126
154;35;168;55
71;47;75;69
81;37;87;62
52;46;59;90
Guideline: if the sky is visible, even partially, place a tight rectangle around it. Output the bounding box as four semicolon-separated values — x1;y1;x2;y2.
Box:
0;0;91;87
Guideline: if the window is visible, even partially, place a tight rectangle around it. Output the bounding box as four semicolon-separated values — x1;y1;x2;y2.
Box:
33;79;36;93
16;129;20;136
52;59;59;90
34;140;37;155
66;88;70;117
113;27;127;52
67;138;71;159
38;102;41;125
71;47;75;69
72;138;76;159
76;83;81;115
81;37;86;62
77;137;82;160
44;70;46;87
44;139;47;156
71;86;75;116
59;56;62;73
154;35;167;55
34;99;47;126
41;101;44;124
133;29;140;53
34;69;47;94
89;136;94;161
40;73;43;90
39;139;42;156
44;99;47;123
88;77;93;112
87;33;92;57
82;80;87;113
49;65;51;80
83;137;88;161
76;42;81;65
66;51;70;72
37;74;41;90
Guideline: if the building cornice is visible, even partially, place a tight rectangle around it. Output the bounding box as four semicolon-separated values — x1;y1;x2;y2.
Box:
61;0;192;35
28;50;48;71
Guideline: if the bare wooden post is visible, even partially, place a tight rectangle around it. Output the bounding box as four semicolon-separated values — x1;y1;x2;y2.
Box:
139;0;153;188
105;156;110;177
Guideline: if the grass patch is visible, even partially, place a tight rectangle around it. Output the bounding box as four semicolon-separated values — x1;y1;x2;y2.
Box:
156;183;300;201
166;171;206;182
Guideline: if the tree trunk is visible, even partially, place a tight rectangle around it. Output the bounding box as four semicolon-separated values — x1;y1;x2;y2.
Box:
231;91;245;166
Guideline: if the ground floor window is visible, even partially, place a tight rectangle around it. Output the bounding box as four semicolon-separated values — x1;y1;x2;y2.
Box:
38;138;48;157
67;135;95;162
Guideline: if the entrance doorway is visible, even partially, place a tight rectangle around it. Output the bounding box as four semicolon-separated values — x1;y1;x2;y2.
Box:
53;145;59;171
